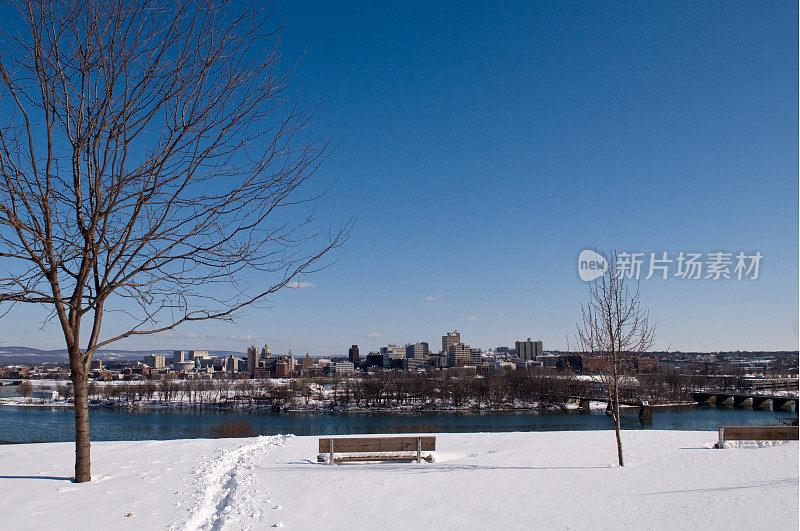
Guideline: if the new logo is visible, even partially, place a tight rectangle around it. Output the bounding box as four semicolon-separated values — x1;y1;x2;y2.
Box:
578;249;608;282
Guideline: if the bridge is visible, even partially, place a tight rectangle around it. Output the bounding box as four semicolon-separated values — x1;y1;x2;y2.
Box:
691;391;798;412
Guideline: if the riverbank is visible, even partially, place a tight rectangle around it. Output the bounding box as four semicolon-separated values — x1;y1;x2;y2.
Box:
0;430;796;530
0;395;695;413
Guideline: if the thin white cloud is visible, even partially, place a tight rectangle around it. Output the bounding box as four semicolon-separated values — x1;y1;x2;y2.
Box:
155;330;206;339
467;315;480;321
286;281;315;289
364;332;381;338
226;334;268;342
423;296;437;301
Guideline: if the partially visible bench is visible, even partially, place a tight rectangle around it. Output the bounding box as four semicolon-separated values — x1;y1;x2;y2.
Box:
717;425;798;448
318;436;436;465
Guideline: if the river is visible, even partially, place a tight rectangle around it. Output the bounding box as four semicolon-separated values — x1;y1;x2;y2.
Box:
0;404;795;442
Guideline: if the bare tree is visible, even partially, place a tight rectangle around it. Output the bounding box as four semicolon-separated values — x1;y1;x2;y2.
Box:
0;0;348;482
17;379;33;400
576;251;655;466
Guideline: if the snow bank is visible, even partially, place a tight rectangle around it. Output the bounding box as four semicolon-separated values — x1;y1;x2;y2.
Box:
718;440;791;449
0;430;796;530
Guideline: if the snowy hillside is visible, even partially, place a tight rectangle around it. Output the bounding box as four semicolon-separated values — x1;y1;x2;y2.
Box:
0;431;796;530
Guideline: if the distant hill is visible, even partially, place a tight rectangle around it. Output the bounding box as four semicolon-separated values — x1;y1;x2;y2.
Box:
0;346;245;364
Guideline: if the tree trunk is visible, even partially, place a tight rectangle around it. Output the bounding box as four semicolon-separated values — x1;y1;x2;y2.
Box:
70;361;91;483
613;381;624;467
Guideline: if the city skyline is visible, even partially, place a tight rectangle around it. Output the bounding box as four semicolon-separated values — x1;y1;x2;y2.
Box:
0;1;796;354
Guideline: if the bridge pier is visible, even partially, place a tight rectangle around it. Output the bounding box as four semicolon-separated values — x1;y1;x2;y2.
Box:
773;398;795;412
733;396;753;408
752;396;772;410
717;395;734;407
691;392;716;405
578;398;590;412
638;404;652;420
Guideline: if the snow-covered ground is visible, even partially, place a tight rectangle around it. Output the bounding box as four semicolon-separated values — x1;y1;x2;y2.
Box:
0;430;796;530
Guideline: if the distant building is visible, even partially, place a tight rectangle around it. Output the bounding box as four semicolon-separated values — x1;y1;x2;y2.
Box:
442;331;460;354
429;352;447;368
274;360;291;378
260;345;272;360
253;367;271;379
173;350;188;364
334;360;355;375
301;354;315;373
32;389;60;400
402;357;428;371
225;356;243;373
144;354;166;370
173;360;195;372
515;338;543;361
90;359;103;370
470;348;482;364
247;345;258;377
188;350;210;360
406;342;429;359
560;354;583;372
348;345;360;363
365;352;384;368
447;342;472;367
537;354;560;368
380;345;406;368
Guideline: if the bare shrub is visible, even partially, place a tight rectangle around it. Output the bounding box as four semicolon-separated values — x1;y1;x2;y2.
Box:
208;420;258;439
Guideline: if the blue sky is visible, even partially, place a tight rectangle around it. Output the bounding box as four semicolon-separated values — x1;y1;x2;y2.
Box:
1;1;797;354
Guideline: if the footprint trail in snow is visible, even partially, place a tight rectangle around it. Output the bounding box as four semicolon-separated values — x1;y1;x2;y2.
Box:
179;434;291;530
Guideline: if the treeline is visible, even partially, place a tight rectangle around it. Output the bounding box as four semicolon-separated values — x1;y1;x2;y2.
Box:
333;371;578;408
78;372;583;409
28;370;707;409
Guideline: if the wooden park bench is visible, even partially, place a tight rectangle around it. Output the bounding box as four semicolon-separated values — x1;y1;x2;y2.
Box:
318;436;436;465
717;425;798;449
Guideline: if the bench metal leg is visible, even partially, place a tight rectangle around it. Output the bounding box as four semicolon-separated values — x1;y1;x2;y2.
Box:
416;437;422;463
329;438;335;465
718;427;724;449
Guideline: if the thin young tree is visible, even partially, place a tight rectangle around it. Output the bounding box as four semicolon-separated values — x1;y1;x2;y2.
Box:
576;251;655;466
0;0;348;482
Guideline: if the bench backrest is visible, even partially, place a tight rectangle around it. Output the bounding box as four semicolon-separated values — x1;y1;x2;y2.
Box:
720;425;798;441
319;436;436;453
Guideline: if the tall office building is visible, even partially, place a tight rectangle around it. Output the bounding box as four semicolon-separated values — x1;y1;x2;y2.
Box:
515;338;543;361
348;345;360;363
247;345;258;377
442;331;460;354
225;356;243;373
470;348;482;363
405;342;429;359
301;354;315;373
173;350;188;364
447;342;472;367
380;345;406;368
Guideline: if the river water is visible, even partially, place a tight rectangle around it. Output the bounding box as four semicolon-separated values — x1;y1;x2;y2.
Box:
0;405;795;442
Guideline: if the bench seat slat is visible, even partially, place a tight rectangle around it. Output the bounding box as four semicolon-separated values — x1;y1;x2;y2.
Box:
319;436;436;453
720;426;798;441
